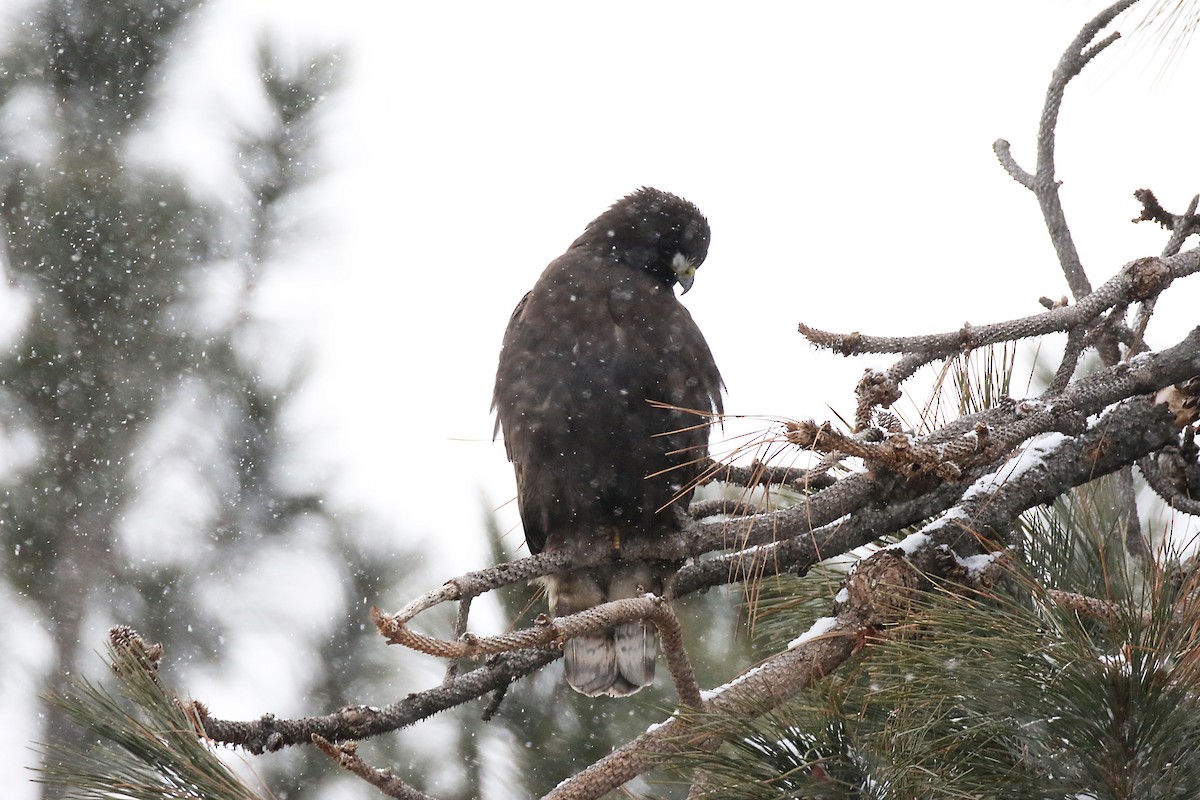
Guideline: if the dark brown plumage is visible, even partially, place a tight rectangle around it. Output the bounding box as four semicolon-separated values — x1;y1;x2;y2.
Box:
493;187;723;696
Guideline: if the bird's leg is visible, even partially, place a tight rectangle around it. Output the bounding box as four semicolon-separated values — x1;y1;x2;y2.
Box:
608;526;623;555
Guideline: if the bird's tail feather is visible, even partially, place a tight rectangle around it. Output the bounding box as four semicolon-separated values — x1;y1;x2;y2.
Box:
547;562;664;697
563;634;619;696
611;619;657;695
608;564;658;694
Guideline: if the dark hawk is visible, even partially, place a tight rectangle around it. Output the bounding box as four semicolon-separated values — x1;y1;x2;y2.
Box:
493;187;723;696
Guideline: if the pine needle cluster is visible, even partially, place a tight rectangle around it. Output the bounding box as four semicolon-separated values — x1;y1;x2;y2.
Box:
37;627;260;800
669;460;1200;800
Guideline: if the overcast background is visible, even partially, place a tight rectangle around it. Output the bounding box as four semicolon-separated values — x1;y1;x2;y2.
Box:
205;0;1197;559
5;1;1199;795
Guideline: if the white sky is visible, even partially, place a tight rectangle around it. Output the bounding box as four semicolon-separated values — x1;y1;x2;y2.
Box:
7;1;1200;796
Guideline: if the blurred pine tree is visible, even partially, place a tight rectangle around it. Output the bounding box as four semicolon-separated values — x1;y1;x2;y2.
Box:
0;3;424;798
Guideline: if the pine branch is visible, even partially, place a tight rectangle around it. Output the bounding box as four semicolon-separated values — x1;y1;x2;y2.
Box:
194;647;557;754
798;248;1198;430
36;627;261;800
799;249;1191;356
543;615;863;800
1134;189;1200;256
374;594;704;709
697;457;838;493
189;323;1200;759
312;736;441;800
546;387;1194;797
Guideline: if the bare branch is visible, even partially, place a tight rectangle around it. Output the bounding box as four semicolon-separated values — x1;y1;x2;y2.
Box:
992;138;1035;189
699;457;838;493
1044;327;1088;395
1128;296;1156;358
375;596;704;709
687;498;762;519
912;397;1185;560
442;593;474;685
675;480;971;596
799;249;1197;359
312;736;442;800
1135;189;1200;256
1036;0;1138;297
390;549;578;628
1139;445;1200;516
194;647;558;753
799;249;1197;428
994;0;1139;300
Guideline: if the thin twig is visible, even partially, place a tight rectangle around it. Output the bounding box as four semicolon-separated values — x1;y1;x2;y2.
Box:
799;249;1196;358
993;139;1035;189
1135;189;1200;257
1127;296;1156;359
1114;467;1151;559
312;735;442;800
1044;326;1087;395
699;457;838;492
1032;0;1138;299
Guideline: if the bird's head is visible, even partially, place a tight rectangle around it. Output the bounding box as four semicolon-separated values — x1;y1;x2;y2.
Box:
572;187;710;294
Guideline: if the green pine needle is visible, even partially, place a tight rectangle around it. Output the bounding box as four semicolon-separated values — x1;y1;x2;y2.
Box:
668;488;1200;799
36;627;261;800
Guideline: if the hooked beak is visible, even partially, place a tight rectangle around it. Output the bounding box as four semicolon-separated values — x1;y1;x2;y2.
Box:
671;252;697;294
